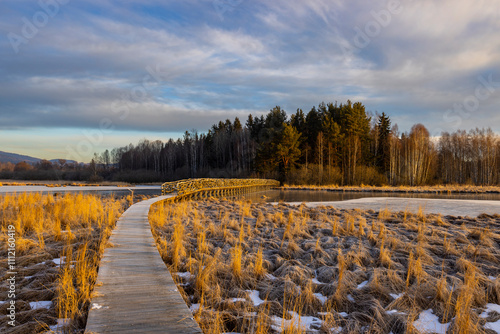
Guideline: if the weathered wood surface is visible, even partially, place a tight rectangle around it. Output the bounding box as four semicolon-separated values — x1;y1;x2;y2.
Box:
85;195;202;334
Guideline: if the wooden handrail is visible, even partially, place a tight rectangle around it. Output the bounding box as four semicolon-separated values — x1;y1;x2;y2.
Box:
161;178;279;196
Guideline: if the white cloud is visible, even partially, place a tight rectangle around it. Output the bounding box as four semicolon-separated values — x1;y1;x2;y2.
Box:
1;0;499;161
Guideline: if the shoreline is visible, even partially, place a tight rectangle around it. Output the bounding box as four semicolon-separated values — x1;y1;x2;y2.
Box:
281;184;500;194
273;197;500;218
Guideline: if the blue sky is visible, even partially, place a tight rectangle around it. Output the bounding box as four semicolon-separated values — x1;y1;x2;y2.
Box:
1;0;499;162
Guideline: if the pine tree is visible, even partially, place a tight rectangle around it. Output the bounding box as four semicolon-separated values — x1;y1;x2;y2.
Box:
376;112;391;174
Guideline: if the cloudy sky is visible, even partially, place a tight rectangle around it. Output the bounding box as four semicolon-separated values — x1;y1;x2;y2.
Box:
1;0;499;162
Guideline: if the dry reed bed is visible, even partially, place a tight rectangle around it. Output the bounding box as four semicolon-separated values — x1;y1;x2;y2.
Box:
283;185;500;194
0;192;128;333
150;199;500;334
0;181;132;187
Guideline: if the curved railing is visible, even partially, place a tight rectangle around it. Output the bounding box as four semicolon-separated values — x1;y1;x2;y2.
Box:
161;178;279;198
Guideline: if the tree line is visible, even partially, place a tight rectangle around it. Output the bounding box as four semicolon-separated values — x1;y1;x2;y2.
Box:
103;100;500;185
2;100;499;185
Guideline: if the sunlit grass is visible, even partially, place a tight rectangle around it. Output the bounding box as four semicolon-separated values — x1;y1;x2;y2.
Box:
0;192;126;333
151;199;500;333
283;183;500;194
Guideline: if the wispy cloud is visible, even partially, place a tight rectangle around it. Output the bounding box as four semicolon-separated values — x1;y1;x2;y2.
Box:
0;0;499;160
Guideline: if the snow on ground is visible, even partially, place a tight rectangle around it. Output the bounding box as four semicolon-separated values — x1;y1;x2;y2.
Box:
312;277;322;284
48;257;64;266
29;301;52;310
90;303;108;310
313;293;328;305
48;318;70;332
190;303;200;313
357;280;369;289
265;273;277;280
389;293;404;300
312;270;324;285
229;298;246;303
480;304;500;334
484;320;500;334
246;290;266;306
413;309;450;334
175;272;194;280
485;320;500;334
347;294;355;302
480;304;500;318
271;311;323;332
91;303;102;310
45;257;75;267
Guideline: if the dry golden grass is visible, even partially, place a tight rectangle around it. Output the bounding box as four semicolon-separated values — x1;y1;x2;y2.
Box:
150;199;500;334
0;180;132;187
0;192;127;333
283;184;500;194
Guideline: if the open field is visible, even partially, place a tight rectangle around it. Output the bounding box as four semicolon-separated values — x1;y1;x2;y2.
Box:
0;192;128;333
151;199;500;334
283;185;500;194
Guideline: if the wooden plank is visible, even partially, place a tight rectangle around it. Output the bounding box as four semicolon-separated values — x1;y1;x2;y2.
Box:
86;195;202;334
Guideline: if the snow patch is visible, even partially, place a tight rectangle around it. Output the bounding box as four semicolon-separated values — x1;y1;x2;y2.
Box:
246;290;266;306
312;270;324;285
413;309;450;334
357;280;369;289
389;293;403;300
271;311;323;332
190;303;200;313
485;320;500;334
229;298;246;303
47;257;65;266
480;303;500;333
480;304;500;318
30;301;52;310
49;318;70;332
265;273;277;280
347;294;355;302
312;277;323;284
339;312;348;317
91;303;108;310
313;293;328;305
175;272;194;281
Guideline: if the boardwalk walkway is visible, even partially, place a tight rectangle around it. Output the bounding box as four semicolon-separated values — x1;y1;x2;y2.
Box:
86;195;202;333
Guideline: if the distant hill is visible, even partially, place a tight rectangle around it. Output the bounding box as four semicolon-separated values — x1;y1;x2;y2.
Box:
0;151;77;164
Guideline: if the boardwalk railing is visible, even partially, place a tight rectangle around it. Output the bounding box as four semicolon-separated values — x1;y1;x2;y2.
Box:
161;178;279;199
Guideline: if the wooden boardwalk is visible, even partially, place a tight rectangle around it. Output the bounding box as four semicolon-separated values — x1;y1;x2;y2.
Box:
86;195;202;334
